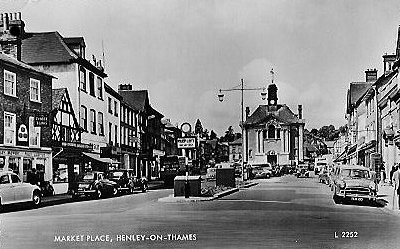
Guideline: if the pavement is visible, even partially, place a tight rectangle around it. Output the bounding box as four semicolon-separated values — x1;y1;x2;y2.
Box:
377;182;399;212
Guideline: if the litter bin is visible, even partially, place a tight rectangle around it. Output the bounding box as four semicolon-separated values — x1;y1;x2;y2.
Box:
216;168;236;188
174;175;202;197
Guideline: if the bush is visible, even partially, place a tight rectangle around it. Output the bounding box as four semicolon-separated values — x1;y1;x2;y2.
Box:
201;185;230;197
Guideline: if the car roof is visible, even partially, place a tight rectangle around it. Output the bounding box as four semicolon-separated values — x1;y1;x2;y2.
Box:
337;165;369;170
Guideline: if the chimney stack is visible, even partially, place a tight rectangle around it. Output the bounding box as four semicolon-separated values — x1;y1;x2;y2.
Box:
298;105;303;119
0;12;25;60
365;69;378;82
383;53;396;75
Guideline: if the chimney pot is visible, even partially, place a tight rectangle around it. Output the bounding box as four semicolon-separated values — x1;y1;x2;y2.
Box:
17;12;21;20
3;13;8;30
9;13;12;20
298;105;303;119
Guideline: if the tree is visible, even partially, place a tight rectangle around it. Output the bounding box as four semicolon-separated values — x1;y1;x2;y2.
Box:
210;130;218;140
220;126;235;142
202;129;209;139
194;119;203;136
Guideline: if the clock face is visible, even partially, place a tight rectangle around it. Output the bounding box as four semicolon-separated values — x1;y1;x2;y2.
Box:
269;100;276;105
181;123;192;133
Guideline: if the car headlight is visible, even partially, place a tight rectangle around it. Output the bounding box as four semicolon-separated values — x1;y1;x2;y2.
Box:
369;182;376;191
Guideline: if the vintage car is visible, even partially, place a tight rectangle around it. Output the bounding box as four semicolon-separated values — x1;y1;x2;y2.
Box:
332;165;377;204
106;169;148;193
296;164;310;178
70;171;119;199
250;165;272;179
0;170;41;208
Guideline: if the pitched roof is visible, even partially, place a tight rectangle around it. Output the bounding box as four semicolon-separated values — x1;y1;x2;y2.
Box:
0;52;55;78
21;32;77;64
118;89;164;117
348;82;372;105
63;37;85;47
346;82;372;113
52;88;67;110
118;90;148;112
20;32;107;77
244;104;303;126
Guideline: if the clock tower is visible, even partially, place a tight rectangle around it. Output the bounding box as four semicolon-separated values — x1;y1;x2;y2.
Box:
267;68;278;107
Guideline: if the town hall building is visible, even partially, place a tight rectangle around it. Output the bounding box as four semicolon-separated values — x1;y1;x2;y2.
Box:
243;77;305;167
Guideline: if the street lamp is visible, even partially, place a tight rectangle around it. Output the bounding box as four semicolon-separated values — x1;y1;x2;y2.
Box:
218;78;266;182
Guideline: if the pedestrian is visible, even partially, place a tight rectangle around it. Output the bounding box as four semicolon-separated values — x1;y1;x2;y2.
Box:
29;168;39;186
391;166;400;210
390;165;397;185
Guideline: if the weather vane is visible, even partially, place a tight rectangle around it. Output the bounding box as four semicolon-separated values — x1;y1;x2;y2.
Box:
270;68;275;84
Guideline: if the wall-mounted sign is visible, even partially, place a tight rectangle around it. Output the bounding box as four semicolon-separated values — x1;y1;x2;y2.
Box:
17;124;28;142
34;112;49;127
177;137;196;149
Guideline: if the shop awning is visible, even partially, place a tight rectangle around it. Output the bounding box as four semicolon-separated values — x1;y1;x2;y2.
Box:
82;152;120;164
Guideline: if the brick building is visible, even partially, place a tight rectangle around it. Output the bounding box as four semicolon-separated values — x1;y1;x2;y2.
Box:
0;12;54;183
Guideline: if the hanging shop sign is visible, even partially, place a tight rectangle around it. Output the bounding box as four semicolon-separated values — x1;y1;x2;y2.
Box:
34;112;49;127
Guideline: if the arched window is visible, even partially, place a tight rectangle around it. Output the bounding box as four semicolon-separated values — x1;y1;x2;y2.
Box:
268;125;275;139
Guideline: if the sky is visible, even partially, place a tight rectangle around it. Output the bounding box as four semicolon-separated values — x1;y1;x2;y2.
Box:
1;0;400;136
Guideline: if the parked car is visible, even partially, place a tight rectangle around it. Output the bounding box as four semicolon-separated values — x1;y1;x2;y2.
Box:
70;171;119;199
250;165;272;179
296;164;310;178
106;169;148;193
332;165;377;204
0;170;41;208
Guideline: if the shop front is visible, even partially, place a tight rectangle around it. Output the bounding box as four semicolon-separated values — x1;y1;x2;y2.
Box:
0;146;52;184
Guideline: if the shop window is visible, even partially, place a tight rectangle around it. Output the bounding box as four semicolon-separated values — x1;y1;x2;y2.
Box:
53;163;68;183
23;158;32;182
36;159;45;182
9;157;19;175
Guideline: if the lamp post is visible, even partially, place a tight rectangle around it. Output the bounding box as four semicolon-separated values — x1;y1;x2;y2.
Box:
218;79;266;182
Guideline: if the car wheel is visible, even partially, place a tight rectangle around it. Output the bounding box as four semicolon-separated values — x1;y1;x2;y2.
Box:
112;187;118;196
32;190;41;207
95;189;103;199
141;183;148;193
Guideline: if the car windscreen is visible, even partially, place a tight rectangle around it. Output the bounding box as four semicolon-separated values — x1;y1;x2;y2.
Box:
350;169;369;178
341;169;369;178
108;172;124;177
83;173;95;180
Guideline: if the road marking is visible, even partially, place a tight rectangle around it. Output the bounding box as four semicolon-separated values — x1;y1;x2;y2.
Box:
216;199;292;204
